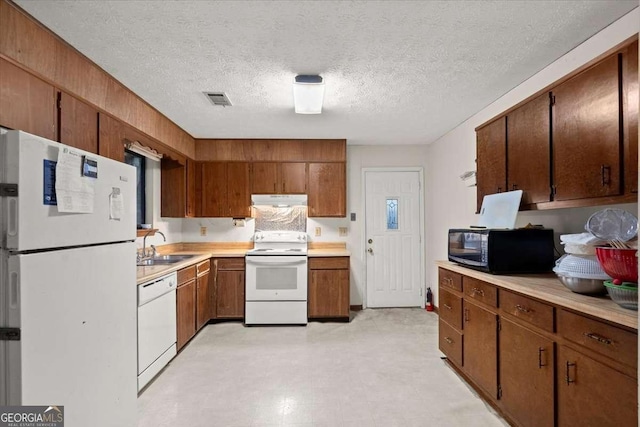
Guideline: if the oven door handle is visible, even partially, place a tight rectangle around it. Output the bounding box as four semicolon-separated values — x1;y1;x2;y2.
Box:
246;259;308;266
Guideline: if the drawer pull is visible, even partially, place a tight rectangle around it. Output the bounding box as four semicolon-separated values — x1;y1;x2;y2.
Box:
444;337;453;344
464;308;469;322
583;332;612;345
515;304;532;314
471;287;485;297
565;361;576;385
538;347;546;368
443;303;452;310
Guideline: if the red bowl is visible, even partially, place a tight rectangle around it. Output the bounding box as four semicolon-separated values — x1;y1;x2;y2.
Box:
595;247;638;283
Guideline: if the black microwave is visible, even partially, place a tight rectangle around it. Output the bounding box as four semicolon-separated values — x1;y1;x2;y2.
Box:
448;228;555;274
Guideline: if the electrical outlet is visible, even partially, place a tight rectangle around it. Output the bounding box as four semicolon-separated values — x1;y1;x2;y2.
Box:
315;227;322;236
200;226;207;236
339;227;348;236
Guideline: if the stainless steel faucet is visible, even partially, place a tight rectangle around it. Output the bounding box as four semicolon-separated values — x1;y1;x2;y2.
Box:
141;230;166;260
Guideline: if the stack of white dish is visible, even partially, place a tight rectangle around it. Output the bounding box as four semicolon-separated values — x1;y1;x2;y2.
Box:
554;233;611;294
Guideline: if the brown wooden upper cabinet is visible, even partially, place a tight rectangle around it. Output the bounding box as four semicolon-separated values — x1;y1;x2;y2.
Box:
622;40;638;195
308;162;346;217
552;53;621;201
251;162;306;194
186;160;202;217
161;158;187;217
475;39;638;211
476;117;506;212
201;162;251;218
0;58;57;141
507;93;551;205
98;113;125;162
59;92;98;154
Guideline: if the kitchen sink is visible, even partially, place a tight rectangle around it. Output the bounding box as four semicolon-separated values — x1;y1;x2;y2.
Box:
136;254;197;266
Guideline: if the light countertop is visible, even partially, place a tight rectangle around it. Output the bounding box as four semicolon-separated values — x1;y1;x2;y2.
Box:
436;261;638;330
137;244;350;284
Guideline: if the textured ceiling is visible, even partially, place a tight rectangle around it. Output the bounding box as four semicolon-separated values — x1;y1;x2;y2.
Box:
15;1;638;145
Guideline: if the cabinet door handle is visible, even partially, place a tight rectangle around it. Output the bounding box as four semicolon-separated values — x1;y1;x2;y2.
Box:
601;165;611;186
471;287;484;297
464;308;470;322
512;184;518;191
283;182;286;192
273;183;276;192
497;187;502;193
515;304;531;314
565;361;576;385
583;332;612;345
538;347;546;368
443;303;452;310
444;337;453;344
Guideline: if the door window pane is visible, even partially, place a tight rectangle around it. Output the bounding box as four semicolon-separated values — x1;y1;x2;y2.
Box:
386;198;398;230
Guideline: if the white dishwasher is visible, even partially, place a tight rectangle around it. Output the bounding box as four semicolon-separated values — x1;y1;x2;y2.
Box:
137;272;177;391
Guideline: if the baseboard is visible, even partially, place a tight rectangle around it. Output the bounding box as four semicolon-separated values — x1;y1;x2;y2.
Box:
350;304;363;311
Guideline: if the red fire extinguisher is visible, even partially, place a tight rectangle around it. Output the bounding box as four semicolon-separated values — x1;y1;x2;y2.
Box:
426;287;434;312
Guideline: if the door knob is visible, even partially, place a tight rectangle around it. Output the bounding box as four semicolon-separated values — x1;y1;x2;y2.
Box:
368;239;373;244
367;248;373;254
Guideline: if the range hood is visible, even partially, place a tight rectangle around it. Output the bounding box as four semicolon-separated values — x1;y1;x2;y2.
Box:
251;194;307;207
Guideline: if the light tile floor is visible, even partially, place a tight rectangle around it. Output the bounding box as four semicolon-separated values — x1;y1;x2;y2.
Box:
138;309;509;427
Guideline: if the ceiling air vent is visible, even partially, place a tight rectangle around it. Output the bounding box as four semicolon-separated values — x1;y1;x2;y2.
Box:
204;92;232;107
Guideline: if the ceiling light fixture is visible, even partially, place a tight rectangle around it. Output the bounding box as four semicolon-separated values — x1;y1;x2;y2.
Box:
293;75;324;114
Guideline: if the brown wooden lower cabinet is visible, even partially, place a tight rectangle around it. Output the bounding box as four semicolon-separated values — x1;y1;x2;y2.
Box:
176;277;196;351
437;266;638;427
212;258;245;319
195;260;211;330
499;317;554;427
462;298;498;399
308;257;350;319
557;345;637;427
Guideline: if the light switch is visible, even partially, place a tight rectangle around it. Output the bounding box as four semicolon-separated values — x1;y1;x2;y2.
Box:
350;213;356;221
339;227;348;236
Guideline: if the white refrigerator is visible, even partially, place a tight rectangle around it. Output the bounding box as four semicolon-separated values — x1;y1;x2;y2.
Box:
0;131;138;426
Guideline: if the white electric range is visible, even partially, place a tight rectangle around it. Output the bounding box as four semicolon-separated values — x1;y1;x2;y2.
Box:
245;231;308;325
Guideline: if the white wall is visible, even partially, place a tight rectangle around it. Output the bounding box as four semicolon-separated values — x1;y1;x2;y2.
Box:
425;9;639;304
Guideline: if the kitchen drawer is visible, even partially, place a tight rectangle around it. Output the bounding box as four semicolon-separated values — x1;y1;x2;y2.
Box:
177;265;196;286
439;268;462;292
558;309;637;369
439;288;463;330
463;277;497;308
439;320;463;367
309;257;349;270
196;259;211;276
500;290;554;333
216;258;245;271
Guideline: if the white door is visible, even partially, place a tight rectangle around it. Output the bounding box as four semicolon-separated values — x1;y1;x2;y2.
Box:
365;170;423;307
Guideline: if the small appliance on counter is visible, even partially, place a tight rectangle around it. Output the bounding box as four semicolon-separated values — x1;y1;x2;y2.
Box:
448;228;555;274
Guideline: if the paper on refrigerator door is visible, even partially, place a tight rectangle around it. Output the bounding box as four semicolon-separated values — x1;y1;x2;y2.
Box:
109;187;123;221
55;148;95;213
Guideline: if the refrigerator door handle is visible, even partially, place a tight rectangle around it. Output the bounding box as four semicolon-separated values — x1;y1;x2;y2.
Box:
0;183;18;197
0;328;20;341
9;271;18;308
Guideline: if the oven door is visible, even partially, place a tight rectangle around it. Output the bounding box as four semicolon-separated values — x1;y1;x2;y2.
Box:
245;255;308;301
